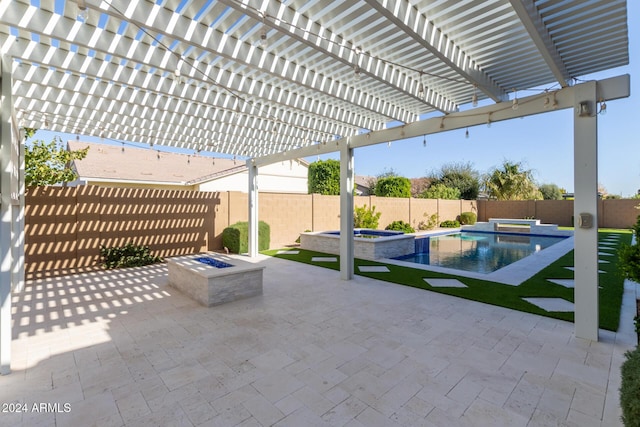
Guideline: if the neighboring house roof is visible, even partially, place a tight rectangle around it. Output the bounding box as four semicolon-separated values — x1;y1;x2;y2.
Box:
68;141;239;185
355;175;375;189
68;141;307;186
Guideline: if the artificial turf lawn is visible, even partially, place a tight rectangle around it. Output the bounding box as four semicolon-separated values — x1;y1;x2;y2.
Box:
264;229;632;331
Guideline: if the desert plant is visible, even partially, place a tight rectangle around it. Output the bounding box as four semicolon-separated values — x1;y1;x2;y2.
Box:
354;205;381;229
440;219;461;228
222;221;271;253
385;220;415;233
417;212;439;231
99;241;162;269
620;346;640;426
459;211;477;225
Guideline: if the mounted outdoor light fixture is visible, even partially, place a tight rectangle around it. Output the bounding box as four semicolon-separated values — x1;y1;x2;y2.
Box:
578;101;591;117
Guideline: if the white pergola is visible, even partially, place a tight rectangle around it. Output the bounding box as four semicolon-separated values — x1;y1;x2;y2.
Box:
0;0;630;374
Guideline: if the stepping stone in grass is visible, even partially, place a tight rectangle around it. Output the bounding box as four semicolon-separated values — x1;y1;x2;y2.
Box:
358;266;390;273
423;278;468;288
312;257;337;262
522;297;574;312
277;250;300;255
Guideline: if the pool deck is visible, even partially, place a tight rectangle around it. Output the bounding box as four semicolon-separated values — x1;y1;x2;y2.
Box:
1;254;636;426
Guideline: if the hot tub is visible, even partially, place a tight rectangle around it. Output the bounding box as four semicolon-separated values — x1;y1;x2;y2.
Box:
300;229;414;260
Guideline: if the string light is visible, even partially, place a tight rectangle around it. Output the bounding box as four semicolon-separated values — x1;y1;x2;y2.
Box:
511;89;519;110
486;112;492;128
121;142;125;152
353;65;362;80
471;84;478;107
77;0;88;22
387;141;391;147
422;135;427;147
417;72;425;98
439;117;445;129
157;150;160;160
598;99;607;115
187;155;191;164
465;128;469;139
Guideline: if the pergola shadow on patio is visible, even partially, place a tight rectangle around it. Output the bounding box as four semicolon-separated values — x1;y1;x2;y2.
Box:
2;254;636;426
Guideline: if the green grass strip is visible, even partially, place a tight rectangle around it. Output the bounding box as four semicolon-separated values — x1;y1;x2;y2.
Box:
264;230;631;331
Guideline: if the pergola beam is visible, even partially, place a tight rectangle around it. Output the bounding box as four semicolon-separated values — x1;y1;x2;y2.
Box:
508;0;572;87
363;0;508;102
252;74;630;167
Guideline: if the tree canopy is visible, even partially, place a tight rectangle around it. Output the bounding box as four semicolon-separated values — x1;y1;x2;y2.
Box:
25;134;89;187
430;162;480;200
484;160;542;200
374;175;412;198
308;159;340;195
420;183;461;200
539;183;563;200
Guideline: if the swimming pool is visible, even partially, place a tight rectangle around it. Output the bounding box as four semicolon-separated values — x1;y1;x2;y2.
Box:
395;231;568;274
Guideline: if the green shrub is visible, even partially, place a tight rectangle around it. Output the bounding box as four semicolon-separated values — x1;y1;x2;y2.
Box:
308;159;340;195
354;205;381;229
459;211;477;225
619;243;640;283
222;221;270;254
440;219;461;228
633;215;640;240
421;183;461;200
620;346;640;426
385;220;415;233
99;241;162;269
374;176;411;198
417;213;439;231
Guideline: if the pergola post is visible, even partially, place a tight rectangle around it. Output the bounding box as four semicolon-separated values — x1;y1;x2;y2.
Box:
1;56;15;375
248;162;259;257
339;143;354;280
573;80;599;341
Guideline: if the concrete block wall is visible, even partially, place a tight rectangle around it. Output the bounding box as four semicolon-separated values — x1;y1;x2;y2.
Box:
259;193;313;248
25;188;640;277
26;186;218;277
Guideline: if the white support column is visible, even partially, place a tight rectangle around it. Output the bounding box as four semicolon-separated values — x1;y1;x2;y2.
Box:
1;56;13;374
339;143;354;280
11;127;24;293
573;80;599;341
248;162;259;257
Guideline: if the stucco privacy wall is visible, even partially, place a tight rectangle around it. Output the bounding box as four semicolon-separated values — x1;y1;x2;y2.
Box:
25;187;639;277
26;186;217;277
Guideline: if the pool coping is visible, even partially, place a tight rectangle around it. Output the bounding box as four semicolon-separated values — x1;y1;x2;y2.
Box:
382;233;576;286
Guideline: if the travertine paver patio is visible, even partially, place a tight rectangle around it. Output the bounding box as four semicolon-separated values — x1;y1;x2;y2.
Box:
0;254;636;426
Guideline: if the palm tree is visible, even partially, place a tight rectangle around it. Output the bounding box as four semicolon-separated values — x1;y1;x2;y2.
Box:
484;161;542;200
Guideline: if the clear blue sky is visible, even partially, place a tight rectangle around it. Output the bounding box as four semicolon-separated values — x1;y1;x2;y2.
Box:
34;3;637;196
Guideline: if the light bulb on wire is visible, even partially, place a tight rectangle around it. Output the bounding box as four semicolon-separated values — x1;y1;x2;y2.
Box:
77;0;88;22
471;85;478;107
423;135;427;147
511;89;519;110
599;99;607;115
465;128;469;139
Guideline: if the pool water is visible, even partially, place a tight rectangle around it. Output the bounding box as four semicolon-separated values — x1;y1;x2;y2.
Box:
395;231;567;273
